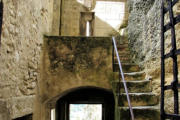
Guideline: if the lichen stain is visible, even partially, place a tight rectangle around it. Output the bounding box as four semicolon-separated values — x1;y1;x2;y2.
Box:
41;36;113;101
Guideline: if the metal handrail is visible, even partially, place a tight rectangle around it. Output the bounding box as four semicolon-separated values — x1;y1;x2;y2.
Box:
112;37;134;120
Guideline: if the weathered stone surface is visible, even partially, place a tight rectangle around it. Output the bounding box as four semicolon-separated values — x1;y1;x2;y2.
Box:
114;63;141;72
118;93;159;107
0;100;11;120
127;0;180;115
113;31;160;119
114;71;146;81
128;0;161;67
128;0;180;75
112;80;152;93
118;106;160;120
35;36;113;120
7;96;35;119
0;0;53;119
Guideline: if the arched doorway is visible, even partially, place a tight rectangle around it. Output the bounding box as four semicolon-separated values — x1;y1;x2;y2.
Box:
55;86;115;120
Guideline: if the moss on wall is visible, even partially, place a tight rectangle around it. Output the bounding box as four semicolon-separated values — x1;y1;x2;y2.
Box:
35;36;113;120
47;36;111;72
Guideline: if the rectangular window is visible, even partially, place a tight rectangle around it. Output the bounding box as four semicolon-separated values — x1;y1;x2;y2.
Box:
86;21;90;36
51;109;56;120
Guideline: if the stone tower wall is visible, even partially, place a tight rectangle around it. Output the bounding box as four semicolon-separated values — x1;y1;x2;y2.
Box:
0;0;53;119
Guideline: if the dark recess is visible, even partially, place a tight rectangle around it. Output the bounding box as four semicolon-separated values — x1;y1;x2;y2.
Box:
56;86;115;120
13;114;32;120
0;0;3;51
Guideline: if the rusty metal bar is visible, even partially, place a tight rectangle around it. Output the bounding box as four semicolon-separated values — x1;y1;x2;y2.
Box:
164;14;180;32
112;37;134;120
164;49;180;58
164;84;180;90
161;0;165;119
164;0;179;13
167;0;179;116
165;113;180;118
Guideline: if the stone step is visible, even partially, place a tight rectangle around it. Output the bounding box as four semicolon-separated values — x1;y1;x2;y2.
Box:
117;46;130;51
114;57;132;63
113;71;146;81
117;50;131;54
112;80;152;93
114;56;131;63
116;37;128;44
115;43;130;51
114;52;131;58
117;93;159;107
113;63;141;72
0;100;11;120
116;41;129;45
117;106;160;120
117;43;128;48
114;51;132;63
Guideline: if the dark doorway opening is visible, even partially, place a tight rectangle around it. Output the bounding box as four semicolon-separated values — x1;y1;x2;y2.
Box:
13;114;32;120
55;87;115;120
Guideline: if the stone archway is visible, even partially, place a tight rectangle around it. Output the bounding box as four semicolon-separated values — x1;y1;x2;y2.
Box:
55;86;115;120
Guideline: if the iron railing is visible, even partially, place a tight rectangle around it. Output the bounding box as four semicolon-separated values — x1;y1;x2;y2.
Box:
112;37;134;120
161;0;180;119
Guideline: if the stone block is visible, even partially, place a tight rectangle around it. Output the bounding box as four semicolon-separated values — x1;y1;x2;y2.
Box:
0;100;11;120
7;96;35;119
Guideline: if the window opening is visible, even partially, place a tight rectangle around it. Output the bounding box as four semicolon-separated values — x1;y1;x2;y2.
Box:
51;108;56;120
69;104;102;120
86;21;90;36
80;12;94;36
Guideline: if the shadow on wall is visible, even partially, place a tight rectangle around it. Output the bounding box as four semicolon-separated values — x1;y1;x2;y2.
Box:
94;16;119;36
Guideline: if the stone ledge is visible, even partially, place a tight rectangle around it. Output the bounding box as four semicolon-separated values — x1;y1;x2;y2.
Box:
6;95;35;119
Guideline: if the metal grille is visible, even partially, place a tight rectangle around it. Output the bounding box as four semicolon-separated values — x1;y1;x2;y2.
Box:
161;0;180;119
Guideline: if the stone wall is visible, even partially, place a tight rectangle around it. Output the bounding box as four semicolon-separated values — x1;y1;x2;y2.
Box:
0;0;53;119
127;0;180;113
128;0;180;74
34;36;113;120
128;0;161;68
0;0;126;119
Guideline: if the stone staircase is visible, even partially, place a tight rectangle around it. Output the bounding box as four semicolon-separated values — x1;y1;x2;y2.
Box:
112;40;160;120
